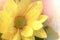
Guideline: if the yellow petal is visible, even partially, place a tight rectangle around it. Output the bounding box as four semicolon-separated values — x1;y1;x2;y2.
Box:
0;0;18;34
3;0;17;17
38;15;48;23
0;11;3;26
22;37;35;40
0;11;17;40
0;0;17;39
2;32;15;40
13;30;21;40
17;0;32;16
28;21;43;30
26;1;43;22
21;26;33;37
34;28;47;38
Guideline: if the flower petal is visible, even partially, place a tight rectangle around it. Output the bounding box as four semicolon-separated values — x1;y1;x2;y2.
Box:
3;0;17;17
22;36;35;40
26;1;43;21
0;11;17;40
1;31;16;40
21;26;33;37
38;15;48;23
13;30;21;40
28;21;43;30
34;28;47;38
17;0;32;16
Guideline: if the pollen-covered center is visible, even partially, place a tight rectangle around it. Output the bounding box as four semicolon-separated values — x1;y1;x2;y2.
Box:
14;16;26;29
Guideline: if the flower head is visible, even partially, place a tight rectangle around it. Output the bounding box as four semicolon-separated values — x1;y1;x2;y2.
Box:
0;0;48;40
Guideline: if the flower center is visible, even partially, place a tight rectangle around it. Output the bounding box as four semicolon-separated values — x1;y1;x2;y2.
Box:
14;16;26;29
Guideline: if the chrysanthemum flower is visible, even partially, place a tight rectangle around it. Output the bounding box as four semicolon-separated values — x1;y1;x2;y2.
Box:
0;0;48;40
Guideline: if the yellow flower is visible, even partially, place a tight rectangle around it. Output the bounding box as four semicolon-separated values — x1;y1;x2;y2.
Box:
0;0;48;40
